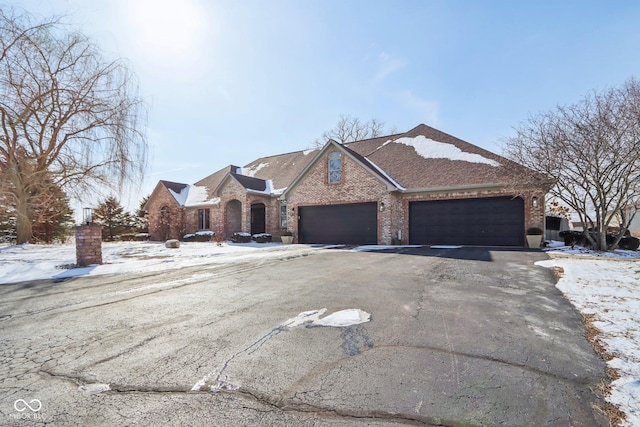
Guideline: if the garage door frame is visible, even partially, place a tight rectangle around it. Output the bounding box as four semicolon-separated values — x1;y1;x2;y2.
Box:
409;196;525;246
298;202;378;245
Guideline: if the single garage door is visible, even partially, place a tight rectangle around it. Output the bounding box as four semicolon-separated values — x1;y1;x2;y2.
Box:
409;196;525;246
299;203;377;245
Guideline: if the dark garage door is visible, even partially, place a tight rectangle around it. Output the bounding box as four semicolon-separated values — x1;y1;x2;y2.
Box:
299;203;377;245
409;197;525;246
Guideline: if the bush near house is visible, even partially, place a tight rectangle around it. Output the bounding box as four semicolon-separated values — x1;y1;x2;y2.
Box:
119;233;150;241
183;231;215;242
618;236;640;251
560;230;639;251
559;230;585;248
231;232;252;243
252;233;272;243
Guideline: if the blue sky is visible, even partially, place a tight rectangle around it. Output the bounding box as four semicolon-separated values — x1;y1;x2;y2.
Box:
11;0;640;209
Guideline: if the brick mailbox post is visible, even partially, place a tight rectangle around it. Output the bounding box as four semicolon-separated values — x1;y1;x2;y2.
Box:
75;224;103;266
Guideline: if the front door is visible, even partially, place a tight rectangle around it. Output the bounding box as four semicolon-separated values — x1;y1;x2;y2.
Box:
251;203;266;235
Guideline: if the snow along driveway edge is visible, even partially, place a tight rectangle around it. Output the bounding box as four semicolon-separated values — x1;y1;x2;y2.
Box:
536;254;640;427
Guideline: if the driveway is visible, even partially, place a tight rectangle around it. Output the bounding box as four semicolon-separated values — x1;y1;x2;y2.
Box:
0;246;608;426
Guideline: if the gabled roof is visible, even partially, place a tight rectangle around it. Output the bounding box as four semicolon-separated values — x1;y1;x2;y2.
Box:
144;180;186;211
212;169;271;196
160;180;188;195
230;172;267;192
346;124;541;191
241;149;318;192
151;123;548;207
282;139;404;197
150;180;220;208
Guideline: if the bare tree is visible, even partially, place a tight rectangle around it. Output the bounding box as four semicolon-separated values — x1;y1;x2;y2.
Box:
503;77;640;250
0;7;147;243
311;114;392;148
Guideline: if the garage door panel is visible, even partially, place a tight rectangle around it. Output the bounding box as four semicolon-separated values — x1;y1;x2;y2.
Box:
299;203;377;245
409;197;524;246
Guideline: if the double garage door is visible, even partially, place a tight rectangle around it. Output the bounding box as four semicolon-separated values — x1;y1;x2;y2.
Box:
297;197;525;247
409;196;525;246
298;203;377;245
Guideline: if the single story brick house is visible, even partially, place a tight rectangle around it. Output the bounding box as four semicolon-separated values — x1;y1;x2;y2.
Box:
145;124;552;246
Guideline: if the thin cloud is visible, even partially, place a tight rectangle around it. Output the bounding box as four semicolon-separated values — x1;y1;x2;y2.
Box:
373;51;407;83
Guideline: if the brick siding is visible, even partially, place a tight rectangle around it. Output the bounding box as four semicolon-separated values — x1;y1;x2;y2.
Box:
147;148;546;246
146;185;185;241
75;224;102;266
285;149;393;243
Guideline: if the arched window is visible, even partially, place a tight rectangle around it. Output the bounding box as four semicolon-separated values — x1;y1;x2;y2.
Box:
160;206;168;219
328;151;342;184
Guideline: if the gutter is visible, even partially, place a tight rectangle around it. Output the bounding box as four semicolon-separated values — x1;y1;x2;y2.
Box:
401;183;514;194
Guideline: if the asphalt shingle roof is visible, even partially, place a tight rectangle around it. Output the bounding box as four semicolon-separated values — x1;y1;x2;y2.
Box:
159;180;188;195
180;123;545;199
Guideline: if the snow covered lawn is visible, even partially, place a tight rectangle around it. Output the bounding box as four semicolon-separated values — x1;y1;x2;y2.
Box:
0;241;315;285
538;246;640;427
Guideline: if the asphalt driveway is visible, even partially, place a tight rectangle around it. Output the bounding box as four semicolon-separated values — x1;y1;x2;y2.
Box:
0;246;608;426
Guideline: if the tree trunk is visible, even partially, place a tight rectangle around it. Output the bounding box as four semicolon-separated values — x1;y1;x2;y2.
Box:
598;230;607;251
8;164;34;244
15;193;33;244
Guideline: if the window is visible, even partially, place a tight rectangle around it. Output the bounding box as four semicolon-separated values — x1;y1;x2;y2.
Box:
328;151;342;184
280;204;288;228
198;208;210;230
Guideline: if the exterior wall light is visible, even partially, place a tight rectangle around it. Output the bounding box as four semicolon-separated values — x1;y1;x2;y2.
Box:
532;196;538;208
380;202;385;212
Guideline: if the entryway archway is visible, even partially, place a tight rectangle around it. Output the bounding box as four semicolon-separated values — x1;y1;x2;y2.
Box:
225;199;242;237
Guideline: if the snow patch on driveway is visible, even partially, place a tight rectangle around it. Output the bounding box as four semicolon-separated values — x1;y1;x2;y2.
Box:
280;309;327;328
282;308;371;329
312;309;371;327
78;383;110;394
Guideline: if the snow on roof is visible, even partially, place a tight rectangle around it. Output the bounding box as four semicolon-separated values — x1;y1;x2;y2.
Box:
242;162;269;177
169;185;220;207
246;179;275;196
168;186;189;205
272;187;287;196
395;135;501;167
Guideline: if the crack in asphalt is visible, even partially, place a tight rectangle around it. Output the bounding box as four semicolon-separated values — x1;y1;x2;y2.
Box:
40;365;453;425
191;325;287;392
39;369;104;388
372;344;594;385
281;341;595;400
230;385;454;426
